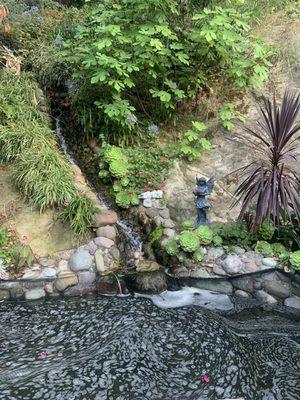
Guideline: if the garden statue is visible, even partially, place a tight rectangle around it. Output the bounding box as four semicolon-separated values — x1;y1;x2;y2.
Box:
193;175;216;227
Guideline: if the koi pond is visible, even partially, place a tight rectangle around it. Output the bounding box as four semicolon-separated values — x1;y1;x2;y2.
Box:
0;293;299;400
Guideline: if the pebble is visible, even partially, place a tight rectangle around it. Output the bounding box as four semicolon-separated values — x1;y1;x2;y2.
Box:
69;250;94;272
143;198;153;208
235;289;251;299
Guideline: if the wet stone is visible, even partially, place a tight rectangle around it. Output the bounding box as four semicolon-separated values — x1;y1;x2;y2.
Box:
25;288;45;301
232;276;254;292
54;271;78;292
235;289;251;299
78;271;96;286
69;250;94;272
64;283;96;297
44;283;54;295
284;296;300;309
94;237;114;249
10;285;24;299
262;258;278;268
213;264;227;276
255;290;277;305
0;289;10;300
96;226;117;240
263;280;290;299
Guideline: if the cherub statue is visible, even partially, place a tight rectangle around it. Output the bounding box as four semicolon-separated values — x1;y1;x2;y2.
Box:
193;176;216;227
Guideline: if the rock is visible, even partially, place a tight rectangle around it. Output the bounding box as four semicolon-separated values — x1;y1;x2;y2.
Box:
95;250;105;273
159;208;170;219
64;283;96;297
21;270;41;280
97;275;128;295
44;283;54;295
145;208;159;218
39;257;56;268
213;265;227;276
0;289;10;300
232;246;245;255
187;279;233;294
242;261;260;274
136;260;161;272
10;285;24;299
69;250;94;272
253;280;262;290
84;241;98;255
162;219;175;229
163;228;176;238
171;265;189;278
109;246;120;260
190;268;213;278
262;258;278;268
54;271;78;292
284;296;300;309
232;276;254;292
263;280;290;299
220;254;243;275
242;251;262;264
78;271;96;285
235;289;251;299
96;226;117;240
57;260;69;273
94;210;118;227
25;288;45;301
94;237;114;249
206;247;224;261
255;290;278;305
143;198;153;208
57;249;75;260
40;268;57;279
135;270;167;293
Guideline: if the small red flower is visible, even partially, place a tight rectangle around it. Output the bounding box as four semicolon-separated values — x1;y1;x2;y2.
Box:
40;351;47;358
199;374;210;383
8;224;14;232
162;156;168;162
21;235;28;243
63;201;70;207
62;101;70;108
2;245;9;250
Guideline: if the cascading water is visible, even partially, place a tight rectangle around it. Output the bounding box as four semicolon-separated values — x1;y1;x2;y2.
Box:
55;116;143;253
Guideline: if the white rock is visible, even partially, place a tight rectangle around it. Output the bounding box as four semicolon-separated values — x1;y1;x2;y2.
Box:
262;258;278;268
143;198;153;208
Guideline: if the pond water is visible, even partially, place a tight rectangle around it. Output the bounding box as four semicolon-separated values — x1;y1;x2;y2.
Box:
0;294;299;400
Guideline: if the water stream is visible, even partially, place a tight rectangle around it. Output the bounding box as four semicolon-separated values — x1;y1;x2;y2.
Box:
55;116;143;253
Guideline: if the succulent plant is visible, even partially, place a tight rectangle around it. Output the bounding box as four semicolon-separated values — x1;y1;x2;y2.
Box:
272;243;289;260
180;220;195;230
109;160;128;178
178;231;200;252
104;146;124;163
177;251;187;263
196;226;213;245
254;241;274;257
290;250;300;270
165;238;178;256
193;249;204;262
258;220;275;240
213;235;223;246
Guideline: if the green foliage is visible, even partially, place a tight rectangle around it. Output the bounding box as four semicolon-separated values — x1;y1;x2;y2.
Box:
173;121;211;161
258;220;275;241
212;220;252;247
181;220;195;230
165;238;178;256
193;249;204;262
196;226;213;245
149;225;163;244
0;226;15;271
254;241;274;257
213;235;223;246
272;243;289;260
58;195;98;237
62;0;271;142
178;231;200;253
115;190;139;209
218;102;245;131
290;250;300;270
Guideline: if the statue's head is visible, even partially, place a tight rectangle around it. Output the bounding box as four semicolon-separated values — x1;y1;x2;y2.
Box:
196;177;207;186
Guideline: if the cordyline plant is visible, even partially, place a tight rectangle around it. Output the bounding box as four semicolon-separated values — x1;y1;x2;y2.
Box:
232;90;300;226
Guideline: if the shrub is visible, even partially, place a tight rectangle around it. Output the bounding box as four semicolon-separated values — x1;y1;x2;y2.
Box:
62;0;271;143
232;91;300;226
272;243;289;260
254;241;274;257
178;231;200;253
165;238;178;256
58;195;98;237
290;250;300;270
196;226;213;245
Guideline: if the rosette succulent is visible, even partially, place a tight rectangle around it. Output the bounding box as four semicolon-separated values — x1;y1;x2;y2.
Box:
258;220;275;240
109;160;128;178
165;238;178;256
104;146;124;163
193;249;204;262
213;235;223;246
254;241;274;257
178;231;200;253
181;220;195;230
290;250;300;270
196;226;213;245
272;243;289;260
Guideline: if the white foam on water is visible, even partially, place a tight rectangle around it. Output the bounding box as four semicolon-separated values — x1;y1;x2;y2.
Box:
136;287;233;311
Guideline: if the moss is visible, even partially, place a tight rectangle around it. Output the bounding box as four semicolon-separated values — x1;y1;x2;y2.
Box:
254;241;274;257
149;225;163;244
178;231;200;252
258;220;275;240
290;250;300;270
165;238;178;256
196;226;213;245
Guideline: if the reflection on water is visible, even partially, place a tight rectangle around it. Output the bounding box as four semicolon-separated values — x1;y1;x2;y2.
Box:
0;295;299;400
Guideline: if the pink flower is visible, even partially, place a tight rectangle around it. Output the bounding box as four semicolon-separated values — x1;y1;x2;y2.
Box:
40;351;46;358
63;201;70;207
2;245;8;250
8;224;14;231
21;235;28;242
199;374;210;383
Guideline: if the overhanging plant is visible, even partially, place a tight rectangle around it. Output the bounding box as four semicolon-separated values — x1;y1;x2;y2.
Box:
232;90;300;226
